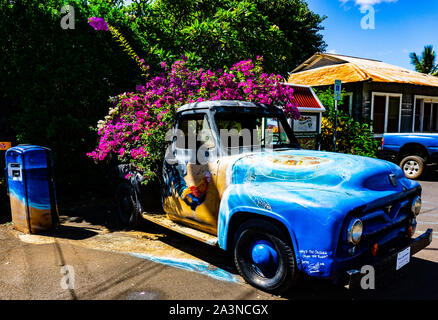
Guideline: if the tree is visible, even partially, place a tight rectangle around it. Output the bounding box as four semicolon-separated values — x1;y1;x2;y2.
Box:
0;0;143;195
0;0;326;197
126;0;326;78
410;45;438;75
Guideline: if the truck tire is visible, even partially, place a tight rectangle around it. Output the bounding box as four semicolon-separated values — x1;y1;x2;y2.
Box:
114;180;142;228
233;219;299;294
400;155;426;180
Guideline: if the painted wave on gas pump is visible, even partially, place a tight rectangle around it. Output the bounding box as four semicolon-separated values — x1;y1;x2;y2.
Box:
8;192;53;233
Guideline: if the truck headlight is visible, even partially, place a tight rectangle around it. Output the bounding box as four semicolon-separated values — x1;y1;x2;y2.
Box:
411;196;422;216
347;219;363;245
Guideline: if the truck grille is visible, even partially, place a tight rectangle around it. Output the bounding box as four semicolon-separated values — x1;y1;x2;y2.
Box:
337;196;414;259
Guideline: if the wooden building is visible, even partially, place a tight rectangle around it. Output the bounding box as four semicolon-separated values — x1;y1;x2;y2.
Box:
288;53;438;136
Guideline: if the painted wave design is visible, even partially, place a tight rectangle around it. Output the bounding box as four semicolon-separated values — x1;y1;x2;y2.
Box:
129;253;240;283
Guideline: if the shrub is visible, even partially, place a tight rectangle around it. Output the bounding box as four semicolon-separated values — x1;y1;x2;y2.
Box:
316;88;379;158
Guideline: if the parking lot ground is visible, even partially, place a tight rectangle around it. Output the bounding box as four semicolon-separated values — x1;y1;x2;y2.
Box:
0;222;277;300
0;174;437;300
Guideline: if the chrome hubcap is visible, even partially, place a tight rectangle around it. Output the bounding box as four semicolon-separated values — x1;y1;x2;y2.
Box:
403;160;420;177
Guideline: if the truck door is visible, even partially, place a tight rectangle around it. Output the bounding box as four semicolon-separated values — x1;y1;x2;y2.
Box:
162;112;221;235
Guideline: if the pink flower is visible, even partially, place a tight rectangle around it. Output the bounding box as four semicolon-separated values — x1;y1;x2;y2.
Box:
88;17;109;31
87;56;300;174
125;173;133;180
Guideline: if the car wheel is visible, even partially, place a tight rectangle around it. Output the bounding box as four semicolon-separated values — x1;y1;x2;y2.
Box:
400;155;426;180
233;219;299;294
114;180;142;228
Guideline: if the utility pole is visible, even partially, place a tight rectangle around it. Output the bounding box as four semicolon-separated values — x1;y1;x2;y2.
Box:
334;80;342;152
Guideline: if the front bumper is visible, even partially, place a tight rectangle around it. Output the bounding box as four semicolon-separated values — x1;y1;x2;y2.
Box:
345;229;433;289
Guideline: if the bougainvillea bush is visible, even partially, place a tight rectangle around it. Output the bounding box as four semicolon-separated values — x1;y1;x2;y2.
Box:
87;19;300;184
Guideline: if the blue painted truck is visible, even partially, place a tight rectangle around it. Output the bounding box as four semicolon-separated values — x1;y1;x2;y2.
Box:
378;133;438;179
114;101;433;293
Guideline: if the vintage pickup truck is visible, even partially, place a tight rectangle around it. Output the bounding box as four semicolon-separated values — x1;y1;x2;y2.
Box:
378;133;438;180
112;100;432;293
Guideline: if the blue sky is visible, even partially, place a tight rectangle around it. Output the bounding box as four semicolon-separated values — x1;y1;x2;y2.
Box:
306;0;438;70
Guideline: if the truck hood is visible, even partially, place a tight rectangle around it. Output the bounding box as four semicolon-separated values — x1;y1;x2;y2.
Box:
230;149;416;195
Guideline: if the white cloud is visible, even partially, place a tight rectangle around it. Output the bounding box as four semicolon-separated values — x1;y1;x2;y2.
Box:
340;0;398;9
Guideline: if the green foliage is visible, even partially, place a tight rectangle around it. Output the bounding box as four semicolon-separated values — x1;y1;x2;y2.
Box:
410;45;438;76
0;176;10;218
125;0;326;78
0;0;143;195
316;88;379;158
0;0;325;197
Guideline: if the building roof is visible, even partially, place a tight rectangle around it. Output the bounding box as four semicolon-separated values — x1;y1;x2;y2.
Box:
286;84;325;113
288;53;438;88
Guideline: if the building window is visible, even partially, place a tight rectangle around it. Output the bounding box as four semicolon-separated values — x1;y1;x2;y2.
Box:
371;93;402;135
424;103;432;132
413;96;438;133
341;92;353;116
434;105;438;132
373;95;386;134
387;96;401;132
414;99;422;132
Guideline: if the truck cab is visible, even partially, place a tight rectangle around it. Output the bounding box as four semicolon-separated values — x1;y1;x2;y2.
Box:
114;100;433;294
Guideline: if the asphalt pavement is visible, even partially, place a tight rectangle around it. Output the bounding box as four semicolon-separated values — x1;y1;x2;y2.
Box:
0;173;437;300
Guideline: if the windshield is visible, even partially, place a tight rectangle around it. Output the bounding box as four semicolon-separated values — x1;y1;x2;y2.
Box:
214;111;297;152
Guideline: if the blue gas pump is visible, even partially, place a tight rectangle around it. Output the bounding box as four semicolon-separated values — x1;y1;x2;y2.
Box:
5;145;59;234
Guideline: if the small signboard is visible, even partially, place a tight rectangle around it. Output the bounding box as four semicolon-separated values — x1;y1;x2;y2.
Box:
293;115;318;133
0;142;12;151
334;80;342;101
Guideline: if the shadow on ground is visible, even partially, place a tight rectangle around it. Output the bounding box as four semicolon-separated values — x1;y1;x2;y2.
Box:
49;223;99;240
4;193;436;301
65;198;438;300
420;167;438;182
281;256;438;300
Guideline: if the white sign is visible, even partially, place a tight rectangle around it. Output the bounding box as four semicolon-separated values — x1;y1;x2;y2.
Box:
294;115;317;132
334;80;342;101
396;247;410;270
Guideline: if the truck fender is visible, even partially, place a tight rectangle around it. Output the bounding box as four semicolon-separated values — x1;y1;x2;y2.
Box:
216;186;302;269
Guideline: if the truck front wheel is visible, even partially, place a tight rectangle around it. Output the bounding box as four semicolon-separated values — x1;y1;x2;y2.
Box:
400;155;426;180
233;219;299;294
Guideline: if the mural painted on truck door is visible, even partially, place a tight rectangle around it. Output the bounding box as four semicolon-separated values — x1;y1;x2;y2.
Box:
163;161;220;235
162;114;221;235
163;163;211;211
